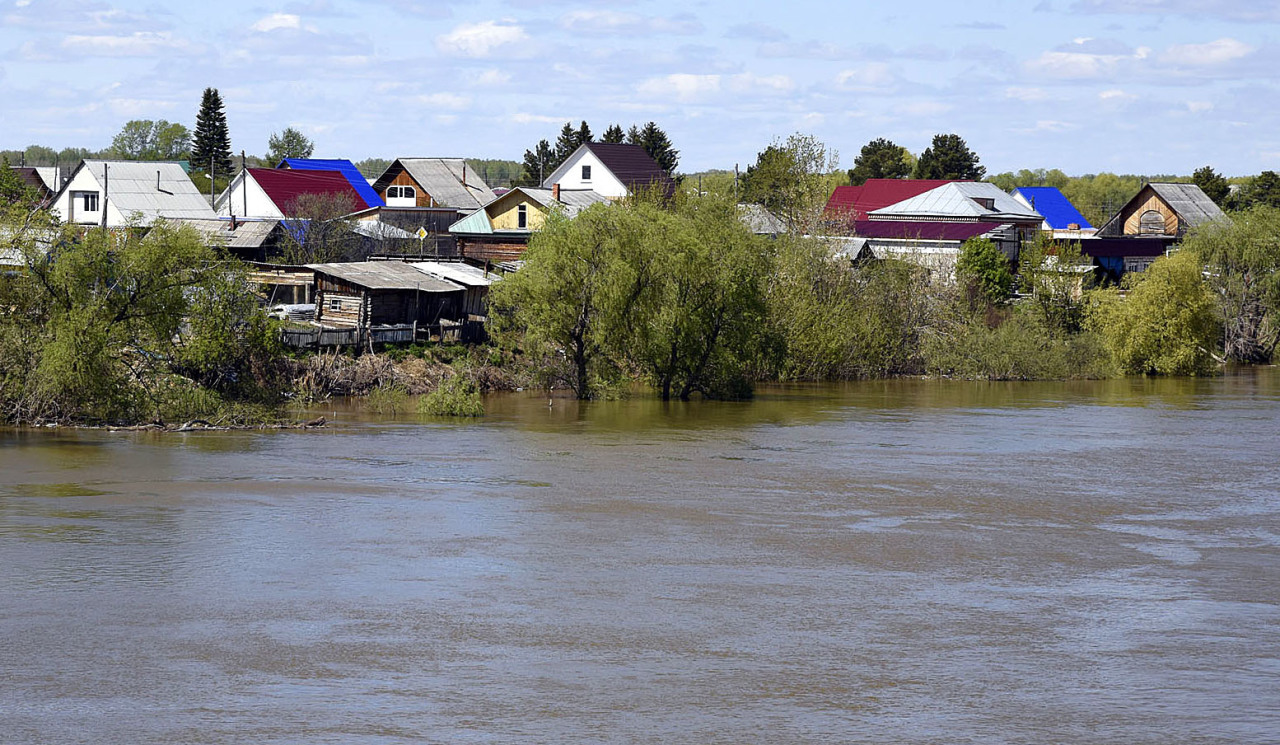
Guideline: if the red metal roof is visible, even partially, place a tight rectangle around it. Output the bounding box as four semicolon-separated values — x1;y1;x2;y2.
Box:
249;168;364;216
853;220;1004;241
826;179;962;222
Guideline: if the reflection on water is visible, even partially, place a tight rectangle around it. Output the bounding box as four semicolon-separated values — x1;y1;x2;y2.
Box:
2;371;1279;744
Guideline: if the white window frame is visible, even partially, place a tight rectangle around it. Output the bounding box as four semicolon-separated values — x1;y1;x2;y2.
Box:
517;204;527;229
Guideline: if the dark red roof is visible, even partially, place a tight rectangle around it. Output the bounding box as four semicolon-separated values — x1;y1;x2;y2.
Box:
853;220;1004;241
10;167;51;196
249;168;366;215
826;179;962;221
1072;237;1174;258
583;142;673;193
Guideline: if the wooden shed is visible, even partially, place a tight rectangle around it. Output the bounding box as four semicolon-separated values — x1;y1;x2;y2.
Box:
308;261;465;332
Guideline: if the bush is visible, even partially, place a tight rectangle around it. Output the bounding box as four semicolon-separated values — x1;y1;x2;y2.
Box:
419;374;484;417
925;307;1113;380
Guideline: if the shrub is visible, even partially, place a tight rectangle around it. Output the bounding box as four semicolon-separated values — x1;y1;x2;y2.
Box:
419;374;484;417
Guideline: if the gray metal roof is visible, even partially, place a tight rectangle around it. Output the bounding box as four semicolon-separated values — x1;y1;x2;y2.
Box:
70;160;216;221
411;261;498;287
871;181;1041;222
307;261;464;292
739;204;787;234
165;218;281;249
395;159;496;210
352;220;416;240
519;187;609;216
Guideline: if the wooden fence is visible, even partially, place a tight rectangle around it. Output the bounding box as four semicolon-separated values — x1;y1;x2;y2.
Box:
280;322;468;349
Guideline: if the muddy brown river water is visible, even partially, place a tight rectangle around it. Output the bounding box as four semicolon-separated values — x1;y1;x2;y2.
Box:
2;374;1279;744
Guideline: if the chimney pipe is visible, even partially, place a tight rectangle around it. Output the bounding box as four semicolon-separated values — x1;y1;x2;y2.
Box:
461;162;466;189
552;183;560;201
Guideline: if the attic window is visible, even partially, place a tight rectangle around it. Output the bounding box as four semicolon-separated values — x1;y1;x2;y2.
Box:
81;192;99;212
1139;210;1167;235
581;165;591;181
517;204;527;229
971;197;995;210
387;186;416;200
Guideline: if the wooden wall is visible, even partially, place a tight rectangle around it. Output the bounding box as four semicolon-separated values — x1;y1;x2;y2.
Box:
380;167;435;208
459;237;529;263
1121;190;1178;236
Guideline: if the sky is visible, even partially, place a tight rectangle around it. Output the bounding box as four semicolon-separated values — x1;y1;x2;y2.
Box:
1;0;1278;176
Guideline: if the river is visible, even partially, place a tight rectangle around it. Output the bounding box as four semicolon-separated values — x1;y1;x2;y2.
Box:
2;373;1279;744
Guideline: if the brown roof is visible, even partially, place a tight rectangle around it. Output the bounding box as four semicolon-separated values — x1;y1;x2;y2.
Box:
10;167;52;196
582;143;673;193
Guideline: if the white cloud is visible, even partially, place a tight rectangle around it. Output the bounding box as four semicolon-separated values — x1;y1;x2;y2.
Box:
471;69;510;86
436;20;528;58
251;13;309;33
1027;39;1150;80
729;73;794;94
61;32;192;57
1006;86;1048;102
1186;100;1214;113
513;113;564;125
834;63;896;91
1099;89;1134;100
558;10;702;36
416;92;470;110
1160;38;1253;66
637;73;721;102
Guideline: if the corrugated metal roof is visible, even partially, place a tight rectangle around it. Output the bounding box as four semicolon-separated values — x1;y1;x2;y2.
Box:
824;179;959;221
387;159;496;210
870;182;1041;222
279;158;383;209
1012;187;1093;230
449;208;493;235
853;220;1007;241
739;204;787;234
307;261;464;292
411;261;498;287
70;160;216;221
351;220;415;240
166;217;281;249
251;168;363;216
518;187;609;215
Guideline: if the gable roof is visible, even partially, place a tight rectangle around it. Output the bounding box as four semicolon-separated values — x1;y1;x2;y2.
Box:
870;181;1041;222
307;261;463;292
1095;182;1227;237
373;158;495;210
411;261;498;287
1012;187;1093;230
448;187;609;236
166;218;282;250
578;142;673;193
62;160;215;221
278;158;382;209
10;167;52;197
250;168;363;216
825;179;959;222
853;220;1007;241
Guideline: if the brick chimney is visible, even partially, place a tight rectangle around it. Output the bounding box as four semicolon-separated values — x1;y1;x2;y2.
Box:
552;183;560;201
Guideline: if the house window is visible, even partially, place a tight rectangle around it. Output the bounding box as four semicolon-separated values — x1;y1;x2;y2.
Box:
971;197;995;210
1125;256;1155;273
581;165;591;181
328;298;342;312
1139;210;1167;235
517;204;527;229
386;185;417;205
80;192;100;212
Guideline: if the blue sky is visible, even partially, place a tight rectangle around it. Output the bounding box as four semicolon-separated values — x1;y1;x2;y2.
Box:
1;0;1278;176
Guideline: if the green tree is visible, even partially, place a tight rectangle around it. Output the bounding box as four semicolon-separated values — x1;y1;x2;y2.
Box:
518;139;555;186
554;121;583;163
847;137;911;185
601;124;626;144
576;120;593;147
1238;171;1280;209
1193;166;1230;207
191;87;233;177
914;133;985;180
108;120;191;160
1182;205;1280;363
631;121;679;177
355;157;391;179
740;133;838;231
1087;250;1219;375
956;237;1013;307
265;127;315;164
1018;234;1092;335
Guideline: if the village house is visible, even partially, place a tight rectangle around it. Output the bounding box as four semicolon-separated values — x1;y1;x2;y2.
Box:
1075;182;1226;278
448;185;609;262
8;166;56;205
867;181;1043;237
51;160;216;227
277;158;385;209
411;260;500;320
167;217;287;262
370;158;495;210
541;142;673;199
309;261;466;340
215;168;367;219
824;179;959;227
834;221;1018;279
1010;186;1095;239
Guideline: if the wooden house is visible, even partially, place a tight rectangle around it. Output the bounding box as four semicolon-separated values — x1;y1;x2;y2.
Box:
1095;183;1226;239
411;261;499;319
370;158;495;210
824;179;959;228
449;185;608;262
308;261;464;333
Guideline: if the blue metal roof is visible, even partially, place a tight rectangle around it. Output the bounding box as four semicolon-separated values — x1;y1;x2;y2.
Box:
278;158;383;209
1012;187;1092;230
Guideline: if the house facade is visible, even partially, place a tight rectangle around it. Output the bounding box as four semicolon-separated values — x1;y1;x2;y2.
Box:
1095;182;1226;239
541;143;673;199
370;159;495;210
51;160;215;227
215;168;364;219
450;186;608;262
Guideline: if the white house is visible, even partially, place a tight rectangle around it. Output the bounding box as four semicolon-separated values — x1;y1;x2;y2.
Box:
51;160;215;227
214;168;365;219
541;142;672;200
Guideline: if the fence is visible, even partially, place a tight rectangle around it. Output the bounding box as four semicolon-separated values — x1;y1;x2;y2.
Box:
280;322;465;349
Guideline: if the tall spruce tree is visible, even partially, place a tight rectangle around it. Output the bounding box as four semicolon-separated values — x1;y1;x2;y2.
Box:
602;124;626;144
520;139;556;186
554;122;580;163
191;88;233;176
634;121;679;177
576;120;593;147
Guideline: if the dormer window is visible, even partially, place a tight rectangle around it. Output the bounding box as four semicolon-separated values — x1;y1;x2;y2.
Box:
971;197;995;210
581;165;591;181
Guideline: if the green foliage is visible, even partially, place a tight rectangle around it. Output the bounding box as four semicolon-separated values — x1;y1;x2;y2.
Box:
108;120;191;161
366;382;411;415
465;159;524;189
1232;171;1280;210
1193;165;1230;206
265;127;315;164
629;121;679;177
1018;235;1092;335
1182;205;1280;363
419;374;484;417
740;133;838;232
848;138;911;185
518;139;556;187
601;124;626;144
555;121;588;163
914;134;984;180
355;158;391;179
956;237;1013;306
925;306;1113;380
191;87;233;176
1087;250;1220;376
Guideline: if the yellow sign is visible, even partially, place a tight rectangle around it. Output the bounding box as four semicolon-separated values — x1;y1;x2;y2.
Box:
416;227;428;239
